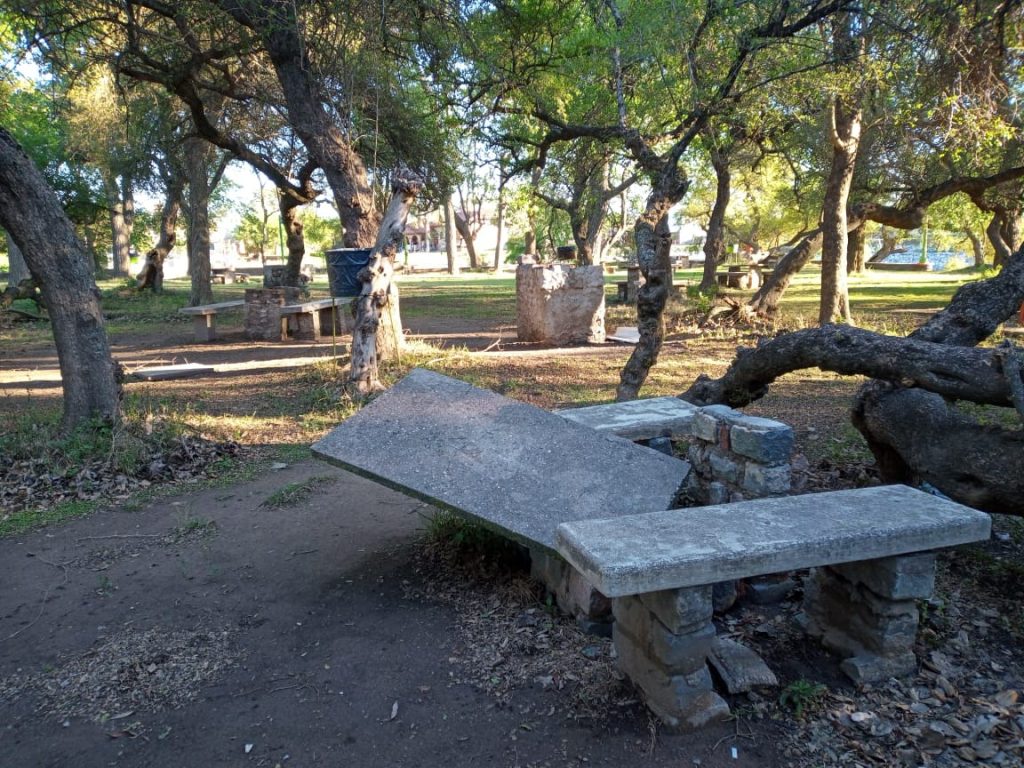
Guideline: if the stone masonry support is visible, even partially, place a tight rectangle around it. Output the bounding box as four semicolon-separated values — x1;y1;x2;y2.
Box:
612;586;729;731
801;552;937;683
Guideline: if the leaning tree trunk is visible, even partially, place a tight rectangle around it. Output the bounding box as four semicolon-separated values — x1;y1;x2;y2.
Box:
747;229;822;316
453;212;479;268
700;146;731;292
348;172;423;396
137;174;183;293
0;128;121;431
867;228;901;263
259;22;379;247
279;194;306;287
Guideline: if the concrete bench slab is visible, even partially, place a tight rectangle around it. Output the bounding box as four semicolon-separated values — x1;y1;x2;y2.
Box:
132;363;214;381
556;397;697;441
555;485;990;597
178;300;245;316
312;368;691;551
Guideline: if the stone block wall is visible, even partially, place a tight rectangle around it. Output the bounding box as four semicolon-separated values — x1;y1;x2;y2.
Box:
245;287;301;341
516;264;606;345
684;405;795;506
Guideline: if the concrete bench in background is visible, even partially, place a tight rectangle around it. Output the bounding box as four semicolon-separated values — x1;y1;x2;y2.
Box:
178;300;245;342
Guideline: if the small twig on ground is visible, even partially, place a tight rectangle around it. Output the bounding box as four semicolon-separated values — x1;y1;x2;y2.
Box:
5;554;70;641
76;534;164;543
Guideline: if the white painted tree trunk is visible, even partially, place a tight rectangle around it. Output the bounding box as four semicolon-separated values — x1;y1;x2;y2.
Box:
348;172;423;395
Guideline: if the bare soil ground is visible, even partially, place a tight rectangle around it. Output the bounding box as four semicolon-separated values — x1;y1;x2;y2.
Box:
1;304;1022;767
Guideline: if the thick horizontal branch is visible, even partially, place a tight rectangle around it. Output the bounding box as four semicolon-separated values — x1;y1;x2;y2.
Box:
680;324;1022;409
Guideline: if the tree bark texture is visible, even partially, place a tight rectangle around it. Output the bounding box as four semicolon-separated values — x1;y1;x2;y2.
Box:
494;179;506;270
965;228;986;267
700;147;731;292
0;128;121;431
348;171;423;395
748;229;822;315
867;228;901;263
137;174;183;293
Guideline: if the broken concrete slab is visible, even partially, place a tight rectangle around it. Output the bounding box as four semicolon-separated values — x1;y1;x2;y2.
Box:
556;485;991;597
312;369;690;551
132;363;215;381
556;397;698;441
708;637;778;693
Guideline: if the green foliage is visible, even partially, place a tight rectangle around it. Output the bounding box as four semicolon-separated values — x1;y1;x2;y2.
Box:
779;679;828;718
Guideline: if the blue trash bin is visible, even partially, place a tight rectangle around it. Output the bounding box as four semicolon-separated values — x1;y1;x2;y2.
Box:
325;248;373;297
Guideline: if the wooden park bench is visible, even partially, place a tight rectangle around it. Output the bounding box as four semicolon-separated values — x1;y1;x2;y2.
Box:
279;296;350;341
178;300;245;342
312;369;991;732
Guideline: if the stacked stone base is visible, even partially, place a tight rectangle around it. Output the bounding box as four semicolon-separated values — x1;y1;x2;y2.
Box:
612;586;729;731
801;553;935;683
529;549;611;630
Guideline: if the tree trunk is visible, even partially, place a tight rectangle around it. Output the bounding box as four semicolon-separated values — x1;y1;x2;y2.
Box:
852;384;1023;516
747;229;823;316
819;98;861;324
494;179;506;270
0;128;121;431
444;196;459;275
137;174;183;293
453;212;479;268
700;147;731;292
280;194;306;286
965;228;986;267
617;194;682;401
183;138;223;307
847;224;866;274
348;172;422;395
260;25;378;248
105;173;133;277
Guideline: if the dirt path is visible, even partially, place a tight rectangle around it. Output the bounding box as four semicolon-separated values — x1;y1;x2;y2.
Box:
0;459;782;768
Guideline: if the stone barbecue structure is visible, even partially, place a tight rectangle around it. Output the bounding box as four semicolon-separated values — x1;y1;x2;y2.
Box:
516;263;606;345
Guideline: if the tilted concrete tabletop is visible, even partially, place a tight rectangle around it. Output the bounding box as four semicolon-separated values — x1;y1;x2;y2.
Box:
555;485;991;597
312;368;692;551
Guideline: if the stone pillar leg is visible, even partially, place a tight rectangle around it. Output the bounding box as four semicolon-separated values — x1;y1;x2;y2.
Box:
802;553;936;683
612;585;729;731
193;315;215;342
529;549;611;633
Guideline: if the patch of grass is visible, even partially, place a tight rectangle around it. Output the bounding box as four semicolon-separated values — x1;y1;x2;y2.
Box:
273;444;312;463
0;499;98;537
423;509;525;564
778;679;828;718
262;475;336;508
173;514;217;538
